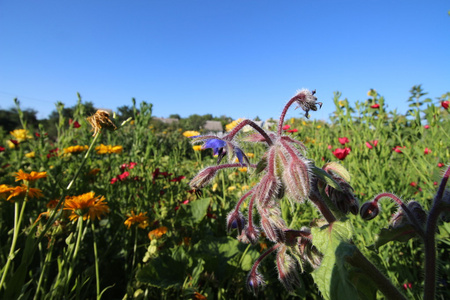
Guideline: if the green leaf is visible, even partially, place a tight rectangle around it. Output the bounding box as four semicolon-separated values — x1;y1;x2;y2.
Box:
367;224;418;251
312;166;343;192
311;220;358;300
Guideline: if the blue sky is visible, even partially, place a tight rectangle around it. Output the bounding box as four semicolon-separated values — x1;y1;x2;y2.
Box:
1;1;449;121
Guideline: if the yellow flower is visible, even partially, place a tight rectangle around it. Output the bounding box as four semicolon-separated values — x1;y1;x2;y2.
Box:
316;125;322;129
226;118;244;132
148;226;168;240
192;145;203;151
212;183;218;192
124;211;149;229
0;184;13;199
183;130;200;138
10;129;32;142
64;192;110;221
302;121;307;126
338;100;345;107
64;145;89;154
95;144;123;154
227;186;236;191
7;140;16;149
241;185;250;191
290;117;295;124
238;167;247;172
7;184;43;201
15;169;47;182
25;151;35;158
246;153;254;159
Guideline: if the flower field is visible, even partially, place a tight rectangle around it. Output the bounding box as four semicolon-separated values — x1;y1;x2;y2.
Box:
0;86;449;299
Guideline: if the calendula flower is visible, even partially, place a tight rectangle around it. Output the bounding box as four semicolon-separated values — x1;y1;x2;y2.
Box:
64;192;110;221
7;184;43;201
88;168;101;176
10;129;32;142
25;151;35;158
15;169;48;182
64;145;89;154
226;118;244;132
95;144;123;154
192;145;203;151
124;211;149;229
148;226;168;240
183;130;200;138
86;109;117;136
0;184;13;199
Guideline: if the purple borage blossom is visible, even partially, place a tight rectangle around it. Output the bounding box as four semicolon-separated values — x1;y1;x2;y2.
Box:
189;89;360;295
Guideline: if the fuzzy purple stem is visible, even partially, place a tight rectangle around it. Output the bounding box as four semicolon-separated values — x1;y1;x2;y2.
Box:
249;243;281;274
226;119;273;146
424;166;450;300
373;193;425;238
277;97;300;136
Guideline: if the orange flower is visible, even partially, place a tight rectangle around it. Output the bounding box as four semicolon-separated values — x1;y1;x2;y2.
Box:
63;145;89;154
0;184;13;199
95;144;123;154
64;192;109;221
7;184;43;201
88;168;101;176
15;169;48;182
124;211;149;229
148;226;168;240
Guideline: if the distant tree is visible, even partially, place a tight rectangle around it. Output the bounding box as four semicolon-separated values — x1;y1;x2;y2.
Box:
169;114;181;120
0;107;39;132
116;105;136;124
254;116;261;121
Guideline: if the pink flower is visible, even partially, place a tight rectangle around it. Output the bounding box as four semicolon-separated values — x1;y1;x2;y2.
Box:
403;283;412;290
410;182;417;187
365;140;378;149
287;129;298;133
393;146;405;153
181;199;189;205
332;147;351;160
338;137;349;145
424;125;430;129
442;101;449;110
438;162;444;168
118;171;130;181
370;103;380;109
424;148;432;155
327;145;332;150
282;124;291;130
434;181;438;185
110;177;118;184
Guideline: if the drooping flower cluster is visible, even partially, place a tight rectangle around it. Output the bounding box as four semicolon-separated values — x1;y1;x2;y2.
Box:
189;89;358;294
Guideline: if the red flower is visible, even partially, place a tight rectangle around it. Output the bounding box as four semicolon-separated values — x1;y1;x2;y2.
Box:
0;146;5;152
338;137;349;145
10;139;19;146
442;101;449;110
403;283;412;290
424;148;432;155
332;147;351;160
410;182;417;187
434;181;438;185
47;148;59;158
282;124;291;130
393;146;405;153
287;129;298;133
370;103;380;109
118;171;130;181
424;125;430;129
110;177;118;184
181;199;189;205
73;121;81;128
438;163;444;168
170;175;186;182
327;145;332;150
35;132;41;137
365;140;378;149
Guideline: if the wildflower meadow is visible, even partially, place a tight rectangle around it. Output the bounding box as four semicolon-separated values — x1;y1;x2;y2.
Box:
0;86;449;299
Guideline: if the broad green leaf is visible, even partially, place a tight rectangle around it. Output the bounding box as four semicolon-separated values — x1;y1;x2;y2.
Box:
311;166;343;192
311;220;358;300
367;224;418;251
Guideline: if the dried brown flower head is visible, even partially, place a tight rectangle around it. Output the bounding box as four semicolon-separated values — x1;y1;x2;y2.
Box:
87;110;117;136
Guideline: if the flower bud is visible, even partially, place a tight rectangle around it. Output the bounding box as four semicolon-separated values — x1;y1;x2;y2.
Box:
360;201;380;220
246;270;265;295
276;245;302;292
238;225;260;244
189;166;217;189
226;210;246;235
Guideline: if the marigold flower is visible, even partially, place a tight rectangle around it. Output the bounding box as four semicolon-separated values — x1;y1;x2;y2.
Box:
0;184;13;199
15;169;48;182
64;145;89;154
25;151;35;158
10;129;32;142
332;147;351;160
442;100;449;110
124;211;149;229
148;226;168;240
64;192;110;221
95;144;123;154
370;103;380;109
226;118;244;132
192;145;203;151
183;130;200;138
424;148;432;155
7;184;44;201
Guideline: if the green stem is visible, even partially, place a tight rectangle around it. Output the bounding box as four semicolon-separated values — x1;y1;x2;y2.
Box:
132;226;138;272
66;217;84;288
0;195;28;290
34;240;54;300
346;247;407;300
91;222;101;300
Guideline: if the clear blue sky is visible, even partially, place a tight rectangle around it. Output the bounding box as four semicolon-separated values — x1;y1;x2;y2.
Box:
1;1;449;121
